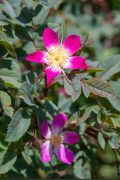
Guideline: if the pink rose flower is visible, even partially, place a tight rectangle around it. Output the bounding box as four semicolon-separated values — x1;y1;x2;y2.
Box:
41;113;80;164
26;28;88;86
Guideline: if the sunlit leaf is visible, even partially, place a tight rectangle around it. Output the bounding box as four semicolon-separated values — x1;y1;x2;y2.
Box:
2;0;16;18
81;78;116;98
0;91;14;117
0;68;22;89
0;155;17;174
98;132;106;149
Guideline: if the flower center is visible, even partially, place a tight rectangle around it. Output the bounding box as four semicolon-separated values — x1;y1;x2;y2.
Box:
47;46;68;69
51;135;64;148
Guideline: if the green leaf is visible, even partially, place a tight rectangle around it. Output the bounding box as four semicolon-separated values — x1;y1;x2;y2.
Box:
0;150;7;166
74;159;91;179
98;132;106;149
78;105;99;124
22;151;32;165
0;76;22;89
14;24;32;40
0;91;14;117
58;93;72;113
108;133;120;149
2;0;16;18
0;21;8;26
64;77;74;96
0;142;7;150
8;0;21;16
96;55;120;80
71;76;81;101
81;82;90;98
81;78;116;98
110;115;120;128
44;100;58;116
33;0;62;25
0;25;5;32
87;67;104;73
6;109;31;142
64;77;81;101
3;106;14;118
33;7;49;25
0;91;11;107
107;81;120;111
0;69;22;89
48;0;62;8
40;0;49;8
0;155;17;174
0;69;20;80
0;40;16;57
18;82;34;106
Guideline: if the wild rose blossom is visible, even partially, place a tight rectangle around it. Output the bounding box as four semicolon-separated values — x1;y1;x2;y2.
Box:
26;28;88;86
41;113;80;164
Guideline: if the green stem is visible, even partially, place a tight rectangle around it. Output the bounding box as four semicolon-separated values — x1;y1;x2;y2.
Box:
60;22;65;43
62;69;72;85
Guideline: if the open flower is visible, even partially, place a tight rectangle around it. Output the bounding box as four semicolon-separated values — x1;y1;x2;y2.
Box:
26;28;88;86
41;113;80;164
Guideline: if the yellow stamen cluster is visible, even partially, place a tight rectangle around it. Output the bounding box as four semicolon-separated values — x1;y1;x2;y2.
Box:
47;46;68;69
51;135;64;148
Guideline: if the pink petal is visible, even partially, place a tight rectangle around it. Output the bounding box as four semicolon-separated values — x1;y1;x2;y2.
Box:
45;66;61;87
43;28;60;50
54;144;74;164
64;56;88;69
25;51;48;64
41;141;52;163
62;131;80;145
41;120;51;139
52;113;67;134
63;35;81;55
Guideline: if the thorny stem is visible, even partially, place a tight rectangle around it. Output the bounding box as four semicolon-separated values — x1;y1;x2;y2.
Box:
79;35;94;54
33;134;42;146
33;66;46;83
32;22;36;31
28;131;43;147
81;40;94;48
81;34;89;49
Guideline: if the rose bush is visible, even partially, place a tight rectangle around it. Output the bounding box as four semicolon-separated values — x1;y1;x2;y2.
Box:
0;0;120;179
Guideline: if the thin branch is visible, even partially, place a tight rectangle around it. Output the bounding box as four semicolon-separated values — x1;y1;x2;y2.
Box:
32;39;38;49
43;73;48;97
33;66;46;83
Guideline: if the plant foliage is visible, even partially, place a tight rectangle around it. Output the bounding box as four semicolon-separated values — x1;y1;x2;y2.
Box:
0;0;120;179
